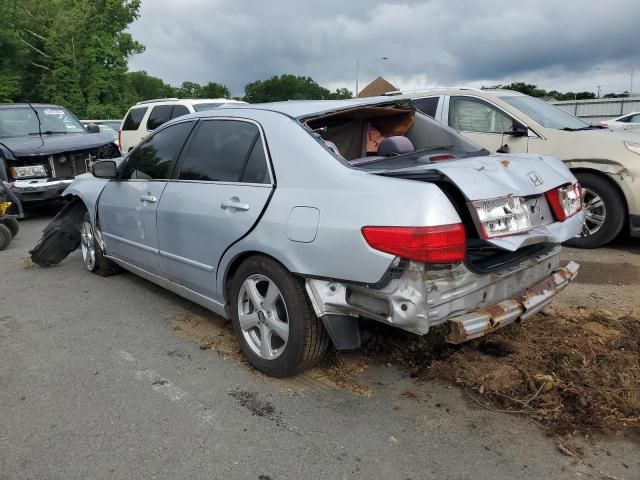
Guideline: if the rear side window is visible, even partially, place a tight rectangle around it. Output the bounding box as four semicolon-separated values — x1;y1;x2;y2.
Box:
121;121;194;180
122;107;148;130
412;97;439;117
146;105;173;131
171;105;189;119
178;120;269;183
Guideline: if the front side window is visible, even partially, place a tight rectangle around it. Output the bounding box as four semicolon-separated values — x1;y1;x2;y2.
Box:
449;97;513;134
630;114;640;123
499;95;589;130
146;105;173;130
178;120;269;183
121;121;194;180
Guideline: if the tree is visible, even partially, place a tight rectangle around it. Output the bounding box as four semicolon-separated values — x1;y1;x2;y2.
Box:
128;70;177;100
201;82;230;99
244;74;350;103
1;0;144;117
328;87;353;99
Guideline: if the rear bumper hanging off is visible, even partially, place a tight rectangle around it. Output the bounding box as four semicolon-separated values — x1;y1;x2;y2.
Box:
445;261;579;343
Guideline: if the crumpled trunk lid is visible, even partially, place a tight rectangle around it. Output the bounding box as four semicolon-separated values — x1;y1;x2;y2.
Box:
368;153;583;251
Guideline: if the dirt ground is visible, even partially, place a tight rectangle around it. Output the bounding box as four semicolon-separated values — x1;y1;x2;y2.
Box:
168;238;640;446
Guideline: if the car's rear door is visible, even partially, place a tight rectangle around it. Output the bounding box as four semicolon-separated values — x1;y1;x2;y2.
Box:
98;120;195;274
156;118;273;302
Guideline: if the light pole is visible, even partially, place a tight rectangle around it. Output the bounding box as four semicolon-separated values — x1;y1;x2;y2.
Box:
596;66;635;95
355;57;389;97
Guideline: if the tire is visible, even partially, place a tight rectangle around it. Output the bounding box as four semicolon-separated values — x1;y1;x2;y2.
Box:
80;213;121;276
0;223;11;250
229;255;329;377
564;173;625;248
3;217;19;238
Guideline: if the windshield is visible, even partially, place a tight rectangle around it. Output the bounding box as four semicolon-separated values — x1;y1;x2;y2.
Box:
0;105;86;138
193;103;225;112
500;95;590;130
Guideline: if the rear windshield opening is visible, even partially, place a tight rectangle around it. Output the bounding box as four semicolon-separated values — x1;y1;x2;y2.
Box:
303;104;485;165
122;107;148;131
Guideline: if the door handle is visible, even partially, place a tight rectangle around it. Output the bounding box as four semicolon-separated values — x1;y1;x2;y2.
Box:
140;194;157;203
221;199;250;211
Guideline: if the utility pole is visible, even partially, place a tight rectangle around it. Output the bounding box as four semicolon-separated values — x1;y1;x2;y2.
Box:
597;85;601;98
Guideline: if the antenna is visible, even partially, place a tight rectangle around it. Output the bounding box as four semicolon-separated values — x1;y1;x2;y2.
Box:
27;103;44;146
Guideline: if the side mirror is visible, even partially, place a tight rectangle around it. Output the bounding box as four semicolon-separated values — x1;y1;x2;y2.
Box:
92;160;118;179
505;121;529;137
86;123;101;134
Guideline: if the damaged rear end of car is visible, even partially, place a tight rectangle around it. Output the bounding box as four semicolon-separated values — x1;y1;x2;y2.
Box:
303;102;583;345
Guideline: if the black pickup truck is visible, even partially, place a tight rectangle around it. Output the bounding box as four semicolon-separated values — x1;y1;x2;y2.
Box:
0;103;120;213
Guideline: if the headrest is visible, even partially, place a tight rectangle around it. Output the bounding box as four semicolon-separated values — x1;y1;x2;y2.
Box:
377;136;415;156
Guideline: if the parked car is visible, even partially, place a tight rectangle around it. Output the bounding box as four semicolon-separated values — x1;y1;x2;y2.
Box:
82;122;120;150
0;103;121;209
119;97;247;153
31;98;582;377
82;119;122;131
600;112;640;131
399;88;640;248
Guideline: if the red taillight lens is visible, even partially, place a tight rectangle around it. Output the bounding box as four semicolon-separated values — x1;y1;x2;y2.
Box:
361;224;466;264
545;183;582;221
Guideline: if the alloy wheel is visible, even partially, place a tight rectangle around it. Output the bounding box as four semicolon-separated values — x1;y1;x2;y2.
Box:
237;274;289;360
80;221;96;271
581;187;606;237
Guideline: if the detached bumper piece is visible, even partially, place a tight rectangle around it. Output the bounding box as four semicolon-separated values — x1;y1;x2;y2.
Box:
446;261;579;344
29;198;86;266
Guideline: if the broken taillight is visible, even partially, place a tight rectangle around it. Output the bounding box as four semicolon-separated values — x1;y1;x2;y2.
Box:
361;224;466;263
545;183;582;221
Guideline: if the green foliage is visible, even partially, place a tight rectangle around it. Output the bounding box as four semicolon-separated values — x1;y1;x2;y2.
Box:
244;74;352;102
485;82;597;100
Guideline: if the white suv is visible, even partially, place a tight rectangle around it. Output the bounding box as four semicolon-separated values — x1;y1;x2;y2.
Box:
119;98;246;153
392;88;640;248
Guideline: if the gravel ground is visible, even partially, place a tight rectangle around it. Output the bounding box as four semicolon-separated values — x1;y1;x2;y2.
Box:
0;215;638;480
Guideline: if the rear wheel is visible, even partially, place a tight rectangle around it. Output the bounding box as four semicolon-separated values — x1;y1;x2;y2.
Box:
3;218;19;238
565;172;625;248
229;256;329;377
0;224;11;250
80;214;121;276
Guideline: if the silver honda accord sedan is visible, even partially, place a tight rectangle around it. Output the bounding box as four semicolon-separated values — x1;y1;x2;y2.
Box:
31;97;583;377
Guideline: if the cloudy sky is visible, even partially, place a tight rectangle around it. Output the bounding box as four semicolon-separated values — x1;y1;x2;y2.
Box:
128;0;640;97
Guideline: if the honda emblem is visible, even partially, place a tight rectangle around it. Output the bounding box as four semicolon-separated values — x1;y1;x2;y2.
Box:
527;171;543;186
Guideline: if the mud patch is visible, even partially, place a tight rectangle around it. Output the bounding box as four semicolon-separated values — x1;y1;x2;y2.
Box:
169;311;372;396
229;390;278;419
170;312;243;360
421;307;640;437
574;261;640;285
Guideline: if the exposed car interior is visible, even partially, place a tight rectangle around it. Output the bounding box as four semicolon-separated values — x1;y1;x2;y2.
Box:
304;103;483;165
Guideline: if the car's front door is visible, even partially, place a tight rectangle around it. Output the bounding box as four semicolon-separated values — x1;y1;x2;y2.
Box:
447;96;530;153
98;121;195;273
156;119;273;302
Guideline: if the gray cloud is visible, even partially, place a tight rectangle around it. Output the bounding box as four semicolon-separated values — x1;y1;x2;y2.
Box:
128;0;640;96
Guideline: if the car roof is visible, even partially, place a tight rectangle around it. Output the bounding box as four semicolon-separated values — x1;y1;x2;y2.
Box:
384;88;527;99
203;97;404;119
0;103;67;109
133;98;246;106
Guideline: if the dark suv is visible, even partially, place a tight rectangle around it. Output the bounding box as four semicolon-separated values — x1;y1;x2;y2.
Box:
0;103;120;211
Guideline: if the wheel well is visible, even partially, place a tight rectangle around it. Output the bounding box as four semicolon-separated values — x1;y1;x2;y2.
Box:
222;251;293;302
571;168;629;219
